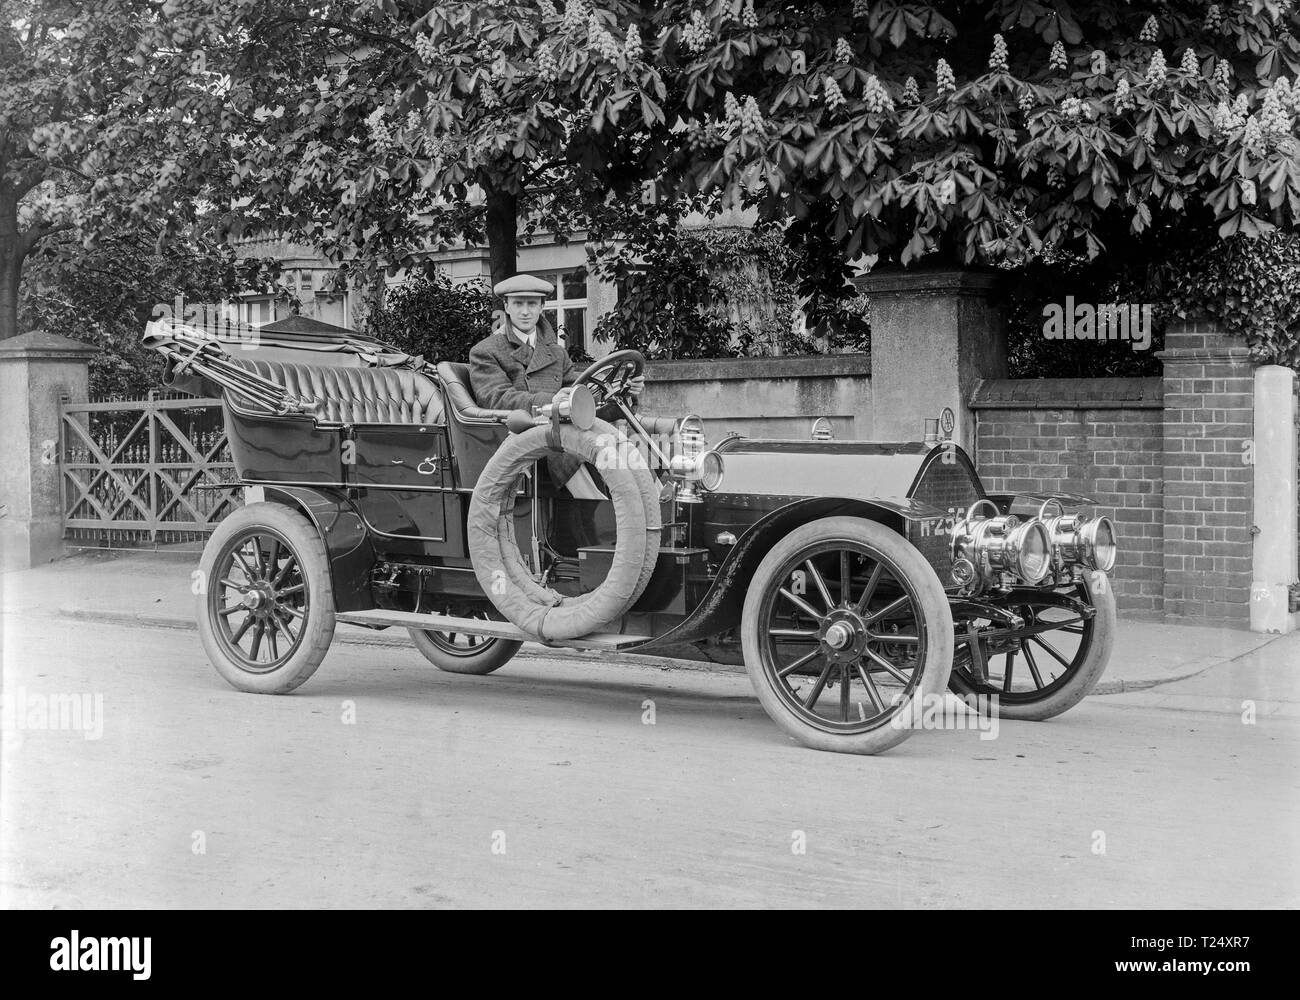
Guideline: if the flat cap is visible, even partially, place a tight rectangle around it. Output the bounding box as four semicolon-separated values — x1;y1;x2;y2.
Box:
493;273;554;297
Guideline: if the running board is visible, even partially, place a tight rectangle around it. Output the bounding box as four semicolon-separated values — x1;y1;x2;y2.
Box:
335;608;652;652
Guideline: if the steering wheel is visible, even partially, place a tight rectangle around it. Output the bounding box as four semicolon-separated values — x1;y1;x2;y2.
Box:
573;349;645;407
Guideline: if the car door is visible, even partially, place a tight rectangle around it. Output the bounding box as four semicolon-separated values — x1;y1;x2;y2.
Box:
349;423;452;553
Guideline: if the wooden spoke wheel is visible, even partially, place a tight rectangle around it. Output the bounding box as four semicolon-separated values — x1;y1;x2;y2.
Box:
408;610;522;675
741;516;954;755
198;504;335;694
947;571;1116;721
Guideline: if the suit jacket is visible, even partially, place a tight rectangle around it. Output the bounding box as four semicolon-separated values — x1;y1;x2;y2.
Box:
468;324;575;414
469;323;584;487
466;323;636;493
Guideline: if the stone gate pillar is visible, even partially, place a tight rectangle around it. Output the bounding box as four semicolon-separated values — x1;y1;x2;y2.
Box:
0;332;97;571
853;268;1007;453
1250;365;1298;633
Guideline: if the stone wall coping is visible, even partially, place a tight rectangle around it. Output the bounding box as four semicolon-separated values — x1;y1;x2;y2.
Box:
853;267;1002;297
0;331;97;360
644;353;871;382
969;376;1163;410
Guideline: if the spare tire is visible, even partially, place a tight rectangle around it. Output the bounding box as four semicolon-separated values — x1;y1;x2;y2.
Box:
468;419;660;642
492;430;661;614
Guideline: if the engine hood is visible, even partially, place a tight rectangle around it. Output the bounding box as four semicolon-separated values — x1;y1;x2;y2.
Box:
712;438;938;503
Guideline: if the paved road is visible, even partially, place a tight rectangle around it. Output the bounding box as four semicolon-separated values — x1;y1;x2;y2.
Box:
2;612;1297;908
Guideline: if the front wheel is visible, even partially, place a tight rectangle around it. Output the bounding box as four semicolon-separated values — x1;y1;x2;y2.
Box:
947;570;1116;720
740;516;954;755
197;502;335;694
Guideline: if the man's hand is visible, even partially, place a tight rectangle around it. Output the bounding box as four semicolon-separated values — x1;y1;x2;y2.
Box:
626;374;646;397
551;386;574;408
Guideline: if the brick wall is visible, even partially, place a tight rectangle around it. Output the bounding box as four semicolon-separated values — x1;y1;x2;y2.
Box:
971;325;1264;625
1158;322;1256;625
971;378;1164;616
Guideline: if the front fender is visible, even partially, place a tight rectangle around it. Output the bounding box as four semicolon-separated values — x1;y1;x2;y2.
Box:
634;495;945;651
261;486;377;613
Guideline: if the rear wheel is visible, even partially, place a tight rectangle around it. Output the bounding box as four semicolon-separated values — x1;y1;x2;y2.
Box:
740;516;954;755
408;611;522;675
197;503;335;694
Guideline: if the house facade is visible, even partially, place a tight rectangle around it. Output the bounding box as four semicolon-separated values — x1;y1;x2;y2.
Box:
223;229;619;361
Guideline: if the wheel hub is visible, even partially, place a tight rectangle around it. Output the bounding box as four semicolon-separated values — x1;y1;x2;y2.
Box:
241;581;277;615
818;609;868;662
824;622;853;649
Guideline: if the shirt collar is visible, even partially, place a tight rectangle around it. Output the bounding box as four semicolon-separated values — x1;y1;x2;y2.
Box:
510;324;536;348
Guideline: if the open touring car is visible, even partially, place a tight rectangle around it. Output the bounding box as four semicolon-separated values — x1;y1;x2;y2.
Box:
143;317;1118;754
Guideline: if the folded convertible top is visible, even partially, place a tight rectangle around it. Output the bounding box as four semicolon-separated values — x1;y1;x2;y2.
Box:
141;313;428;411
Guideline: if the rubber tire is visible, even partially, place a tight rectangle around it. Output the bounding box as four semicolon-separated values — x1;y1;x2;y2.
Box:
468;419;658;641
947;569;1116;721
496;441;661;615
407;629;523;675
740;516;955;755
197;502;335;694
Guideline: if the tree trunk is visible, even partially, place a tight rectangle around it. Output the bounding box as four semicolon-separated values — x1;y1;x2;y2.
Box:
0;189;22;341
483;186;518;291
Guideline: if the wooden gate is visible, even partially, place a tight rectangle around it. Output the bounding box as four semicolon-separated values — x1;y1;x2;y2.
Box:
60;393;242;548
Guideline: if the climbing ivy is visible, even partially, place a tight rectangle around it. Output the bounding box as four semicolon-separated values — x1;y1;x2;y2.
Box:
1163;231;1300;368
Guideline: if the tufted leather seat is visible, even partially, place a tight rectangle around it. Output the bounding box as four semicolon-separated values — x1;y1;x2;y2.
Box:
436;361;513;422
234;359;445;425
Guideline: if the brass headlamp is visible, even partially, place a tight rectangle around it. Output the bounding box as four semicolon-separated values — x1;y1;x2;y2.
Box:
1036;499;1117;573
670;415;725;503
950;499;1053;592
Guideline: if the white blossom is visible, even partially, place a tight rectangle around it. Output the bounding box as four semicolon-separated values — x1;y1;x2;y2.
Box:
682;9;711;54
936;57;955;94
1145;49;1167;87
1114;76;1133;111
989;33;1008;72
863;74;894;114
624;23;643;62
824;76;846;110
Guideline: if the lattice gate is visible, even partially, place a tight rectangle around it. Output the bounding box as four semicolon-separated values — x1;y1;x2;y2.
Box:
60;393;243;548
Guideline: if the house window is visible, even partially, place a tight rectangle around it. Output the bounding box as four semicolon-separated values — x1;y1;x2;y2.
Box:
539;268;588;353
234;298;273;327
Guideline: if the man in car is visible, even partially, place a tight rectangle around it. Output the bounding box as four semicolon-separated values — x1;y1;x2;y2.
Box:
469;273;643;412
470;273;643;498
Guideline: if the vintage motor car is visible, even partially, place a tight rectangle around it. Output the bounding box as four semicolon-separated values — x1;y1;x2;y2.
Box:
143;318;1118;755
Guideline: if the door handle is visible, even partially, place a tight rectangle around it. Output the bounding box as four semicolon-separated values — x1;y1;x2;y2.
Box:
417;457;440;475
